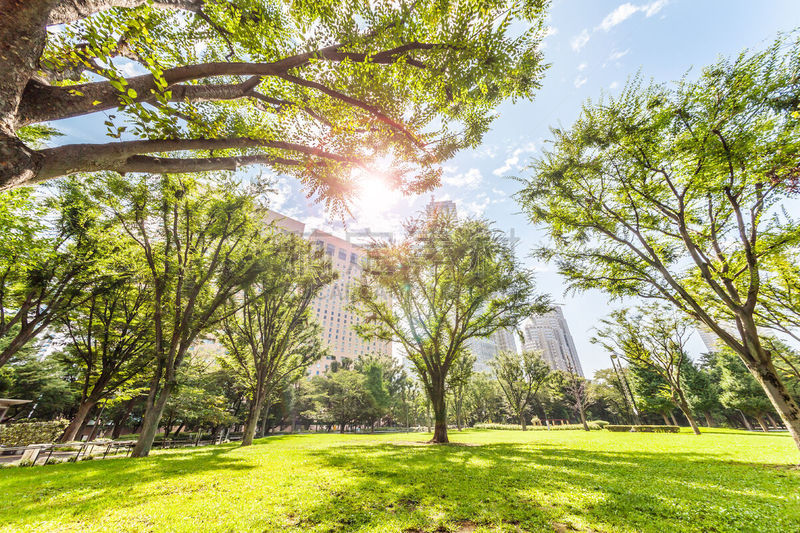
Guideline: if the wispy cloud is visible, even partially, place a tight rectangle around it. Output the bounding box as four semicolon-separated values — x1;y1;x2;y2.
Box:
570;29;590;52
598;1;668;32
574;75;588;88
442;167;483;189
492;142;536;177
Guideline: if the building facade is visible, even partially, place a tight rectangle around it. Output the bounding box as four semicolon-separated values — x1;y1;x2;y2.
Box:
308;229;392;376
520;306;584;376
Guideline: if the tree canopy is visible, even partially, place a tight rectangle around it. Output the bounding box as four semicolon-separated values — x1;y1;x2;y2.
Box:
2;0;549;212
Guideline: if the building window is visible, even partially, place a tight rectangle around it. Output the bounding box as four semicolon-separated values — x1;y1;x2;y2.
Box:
326;244;335;255
338;250;347;260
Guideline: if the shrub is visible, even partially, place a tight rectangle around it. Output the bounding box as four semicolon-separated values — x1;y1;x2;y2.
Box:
606;425;680;433
592;420;610;428
473;422;602;431
0;419;69;446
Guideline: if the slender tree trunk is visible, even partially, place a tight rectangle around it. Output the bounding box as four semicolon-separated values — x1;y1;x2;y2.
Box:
766;413;780;429
520;413;527;431
669;412;679;426
131;381;175;458
662;413;670;425
675;390;701;435
703;411;714;428
60;399;97;442
756;416;769;433
88;405;105;440
259;398;272;438
740;412;754;431
241;389;265;447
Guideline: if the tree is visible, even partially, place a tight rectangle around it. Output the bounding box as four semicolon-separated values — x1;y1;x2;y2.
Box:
304;370;379;433
490;350;550;430
0;350;75;421
57;276;153;442
353;211;546;443
516;39;800;449
463;372;505;425
219;232;336;446
589;368;632;424
593;305;702;434
95;173;269;457
683;357;723;427
628;363;677;425
0;183;106;368
447;350;475;430
1;0;549;201
558;362;591;431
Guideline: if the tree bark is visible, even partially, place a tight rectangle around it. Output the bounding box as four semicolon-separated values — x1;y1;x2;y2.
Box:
661;413;670;425
756;416;769;433
740;412;754;431
430;383;449;443
669;412;679;426
703;411;714;428
241;390;265;447
520;413;527;431
131;381;174;457
60;399;97;442
259;398;272;438
747;358;800;448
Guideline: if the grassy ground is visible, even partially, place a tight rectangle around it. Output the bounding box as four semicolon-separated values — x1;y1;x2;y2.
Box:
0;428;798;532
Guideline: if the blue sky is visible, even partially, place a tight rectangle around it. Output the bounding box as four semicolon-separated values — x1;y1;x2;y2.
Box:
49;1;800;376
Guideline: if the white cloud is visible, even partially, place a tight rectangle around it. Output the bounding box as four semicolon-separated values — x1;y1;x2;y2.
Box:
457;195;491;218
570;29;590;52
577;63;588;71
267;177;292;211
574;75;588;88
607;49;630;62
442;167;483;189
598;1;668;32
609;81;620;89
492;142;536;177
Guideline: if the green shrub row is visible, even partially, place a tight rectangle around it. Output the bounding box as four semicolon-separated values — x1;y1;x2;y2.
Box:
473;422;603;431
0;419;69;446
605;425;680;433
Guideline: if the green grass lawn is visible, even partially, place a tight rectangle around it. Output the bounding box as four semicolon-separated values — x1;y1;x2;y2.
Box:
1;429;798;532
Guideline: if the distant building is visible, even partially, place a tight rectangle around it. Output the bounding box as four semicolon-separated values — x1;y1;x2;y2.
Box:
520;306;584;376
308;229;392;376
425;197;457;217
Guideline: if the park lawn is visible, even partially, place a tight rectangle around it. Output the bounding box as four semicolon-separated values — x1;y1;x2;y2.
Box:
0;429;798;533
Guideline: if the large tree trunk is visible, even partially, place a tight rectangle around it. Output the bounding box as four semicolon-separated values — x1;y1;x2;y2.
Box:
259;398;272;438
131;381;175;458
746;357;800;449
661;413;670;425
675;390;701;435
430;383;448;444
60;399;97;442
520;412;527;431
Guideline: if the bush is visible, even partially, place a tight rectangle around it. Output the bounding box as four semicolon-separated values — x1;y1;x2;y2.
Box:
0;419;69;446
605;425;680;433
592;420;610;428
473;422;602;431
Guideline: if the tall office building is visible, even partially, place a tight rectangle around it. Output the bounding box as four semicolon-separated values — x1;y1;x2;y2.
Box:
308;229;392;376
520;306;584;376
468;327;519;372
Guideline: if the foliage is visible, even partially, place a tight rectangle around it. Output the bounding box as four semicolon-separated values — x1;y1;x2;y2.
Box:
490;349;551;430
4;0;550;199
302;370;381;431
593;304;702;433
473;422;602;431
0;419;69;446
0;351;76;421
516;36;800;447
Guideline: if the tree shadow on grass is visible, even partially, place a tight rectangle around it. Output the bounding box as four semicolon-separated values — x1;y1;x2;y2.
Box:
0;442;259;527
300;441;800;533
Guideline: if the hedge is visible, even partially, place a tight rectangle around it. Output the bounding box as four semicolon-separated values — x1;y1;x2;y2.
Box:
473;422;603;431
0;419;69;446
605;425;680;433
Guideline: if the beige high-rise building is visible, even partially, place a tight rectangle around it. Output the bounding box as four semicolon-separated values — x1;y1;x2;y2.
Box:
308;229;392;376
521;306;584;376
